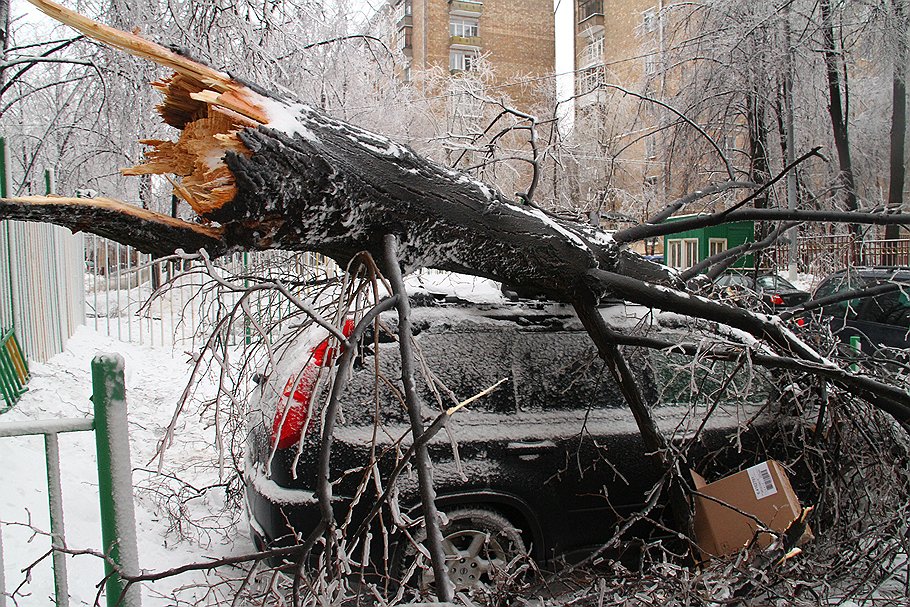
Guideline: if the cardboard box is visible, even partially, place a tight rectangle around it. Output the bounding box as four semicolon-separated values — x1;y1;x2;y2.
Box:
691;460;806;558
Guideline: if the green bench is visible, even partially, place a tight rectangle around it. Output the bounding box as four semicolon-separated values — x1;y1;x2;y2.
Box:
0;327;29;413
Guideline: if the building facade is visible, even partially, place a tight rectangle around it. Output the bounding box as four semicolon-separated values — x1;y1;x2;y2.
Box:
393;0;556;112
572;0;667;217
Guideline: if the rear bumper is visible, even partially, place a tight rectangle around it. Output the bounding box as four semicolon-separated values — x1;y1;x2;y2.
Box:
244;464;327;551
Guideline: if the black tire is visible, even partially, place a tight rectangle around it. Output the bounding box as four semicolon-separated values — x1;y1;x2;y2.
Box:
391;508;528;602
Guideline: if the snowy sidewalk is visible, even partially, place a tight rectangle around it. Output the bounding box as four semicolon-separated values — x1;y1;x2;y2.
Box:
0;325;253;606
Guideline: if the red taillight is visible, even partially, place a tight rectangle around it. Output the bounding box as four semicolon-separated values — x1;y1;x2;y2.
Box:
796;317;806;327
770;294;785;306
271;370;317;449
270;319;356;449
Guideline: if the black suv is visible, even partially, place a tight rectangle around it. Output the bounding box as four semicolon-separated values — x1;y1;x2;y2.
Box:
244;291;780;593
812;267;910;352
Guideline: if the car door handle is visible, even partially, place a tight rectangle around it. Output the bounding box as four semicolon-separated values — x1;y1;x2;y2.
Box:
507;440;556;454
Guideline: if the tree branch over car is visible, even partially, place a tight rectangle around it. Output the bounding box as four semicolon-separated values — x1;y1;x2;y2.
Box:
2;0;910;602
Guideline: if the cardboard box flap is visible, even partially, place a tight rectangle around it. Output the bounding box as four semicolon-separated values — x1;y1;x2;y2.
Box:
690;469;708;490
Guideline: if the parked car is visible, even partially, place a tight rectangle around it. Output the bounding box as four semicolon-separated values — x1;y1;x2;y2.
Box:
811;267;910;352
244;281;784;596
714;271;810;310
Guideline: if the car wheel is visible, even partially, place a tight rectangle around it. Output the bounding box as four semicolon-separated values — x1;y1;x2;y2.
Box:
393;508;528;601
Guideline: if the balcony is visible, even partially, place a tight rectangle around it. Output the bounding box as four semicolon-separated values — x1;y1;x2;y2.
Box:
578;0;603;24
397;27;413;57
450;35;481;47
579;37;604;67
395;0;412;26
450;0;483;16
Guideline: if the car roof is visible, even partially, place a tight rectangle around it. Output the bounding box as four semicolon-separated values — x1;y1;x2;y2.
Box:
823;267;910;282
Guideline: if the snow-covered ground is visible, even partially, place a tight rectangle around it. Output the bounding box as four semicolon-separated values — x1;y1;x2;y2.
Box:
0;325;252;606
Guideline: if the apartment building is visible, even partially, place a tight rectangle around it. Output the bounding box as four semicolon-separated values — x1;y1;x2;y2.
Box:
573;0;666;212
393;0;556;111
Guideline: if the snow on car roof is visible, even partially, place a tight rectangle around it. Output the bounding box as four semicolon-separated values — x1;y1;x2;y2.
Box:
403;271;506;304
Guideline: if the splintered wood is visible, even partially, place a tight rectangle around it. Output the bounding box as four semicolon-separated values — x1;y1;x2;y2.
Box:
26;0;269;218
123;82;265;216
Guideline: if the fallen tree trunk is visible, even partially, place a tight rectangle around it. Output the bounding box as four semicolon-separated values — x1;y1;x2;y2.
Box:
2;0;908;420
2;1;910;553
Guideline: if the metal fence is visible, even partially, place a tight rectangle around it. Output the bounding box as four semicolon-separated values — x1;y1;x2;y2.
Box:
0;222;334;369
772;235;910;276
84;234;337;350
0;221;85;363
0;355;140;607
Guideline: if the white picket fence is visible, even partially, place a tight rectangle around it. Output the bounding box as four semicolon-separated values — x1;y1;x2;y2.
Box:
0;222;334;364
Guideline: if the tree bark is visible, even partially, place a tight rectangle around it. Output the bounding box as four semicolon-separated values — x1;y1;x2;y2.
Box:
747;92;771;270
885;0;907;244
0;0;10;92
573;295;694;541
820;0;860;236
383;235;454;602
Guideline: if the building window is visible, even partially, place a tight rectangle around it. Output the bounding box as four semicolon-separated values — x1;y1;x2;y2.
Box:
644;50;658;75
642;7;657;32
395;0;412;22
452;91;483;120
397;27;412;52
645;136;656;159
450;16;479;38
667;237;700;269
708;238;728;257
577;64;605;93
578;0;603;21
580;33;604;67
450;49;479;71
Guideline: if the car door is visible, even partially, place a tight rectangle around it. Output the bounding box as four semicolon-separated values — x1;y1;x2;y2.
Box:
511;327;658;558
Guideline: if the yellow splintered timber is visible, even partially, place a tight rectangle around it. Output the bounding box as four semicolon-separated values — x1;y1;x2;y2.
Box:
26;0;271;216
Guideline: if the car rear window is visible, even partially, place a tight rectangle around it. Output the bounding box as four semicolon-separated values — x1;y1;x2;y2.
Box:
341;319;518;426
756;275;797;290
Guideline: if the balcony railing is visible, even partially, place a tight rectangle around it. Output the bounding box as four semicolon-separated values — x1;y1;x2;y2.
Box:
579;38;604;67
578;0;603;22
450;0;483;14
450;35;481;47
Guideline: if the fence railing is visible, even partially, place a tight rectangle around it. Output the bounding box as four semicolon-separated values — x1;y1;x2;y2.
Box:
84;235;337;349
0;221;84;364
0;355;140;607
772;235;910;276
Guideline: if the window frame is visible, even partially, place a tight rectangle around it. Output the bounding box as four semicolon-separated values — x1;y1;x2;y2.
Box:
667;237;700;269
450;16;480;38
450;49;480;71
642;7;657;32
708;238;727;258
581;33;604;66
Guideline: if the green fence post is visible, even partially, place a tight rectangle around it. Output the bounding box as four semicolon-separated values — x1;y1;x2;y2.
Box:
849;335;861;372
1;137;17;338
92;354;142;607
